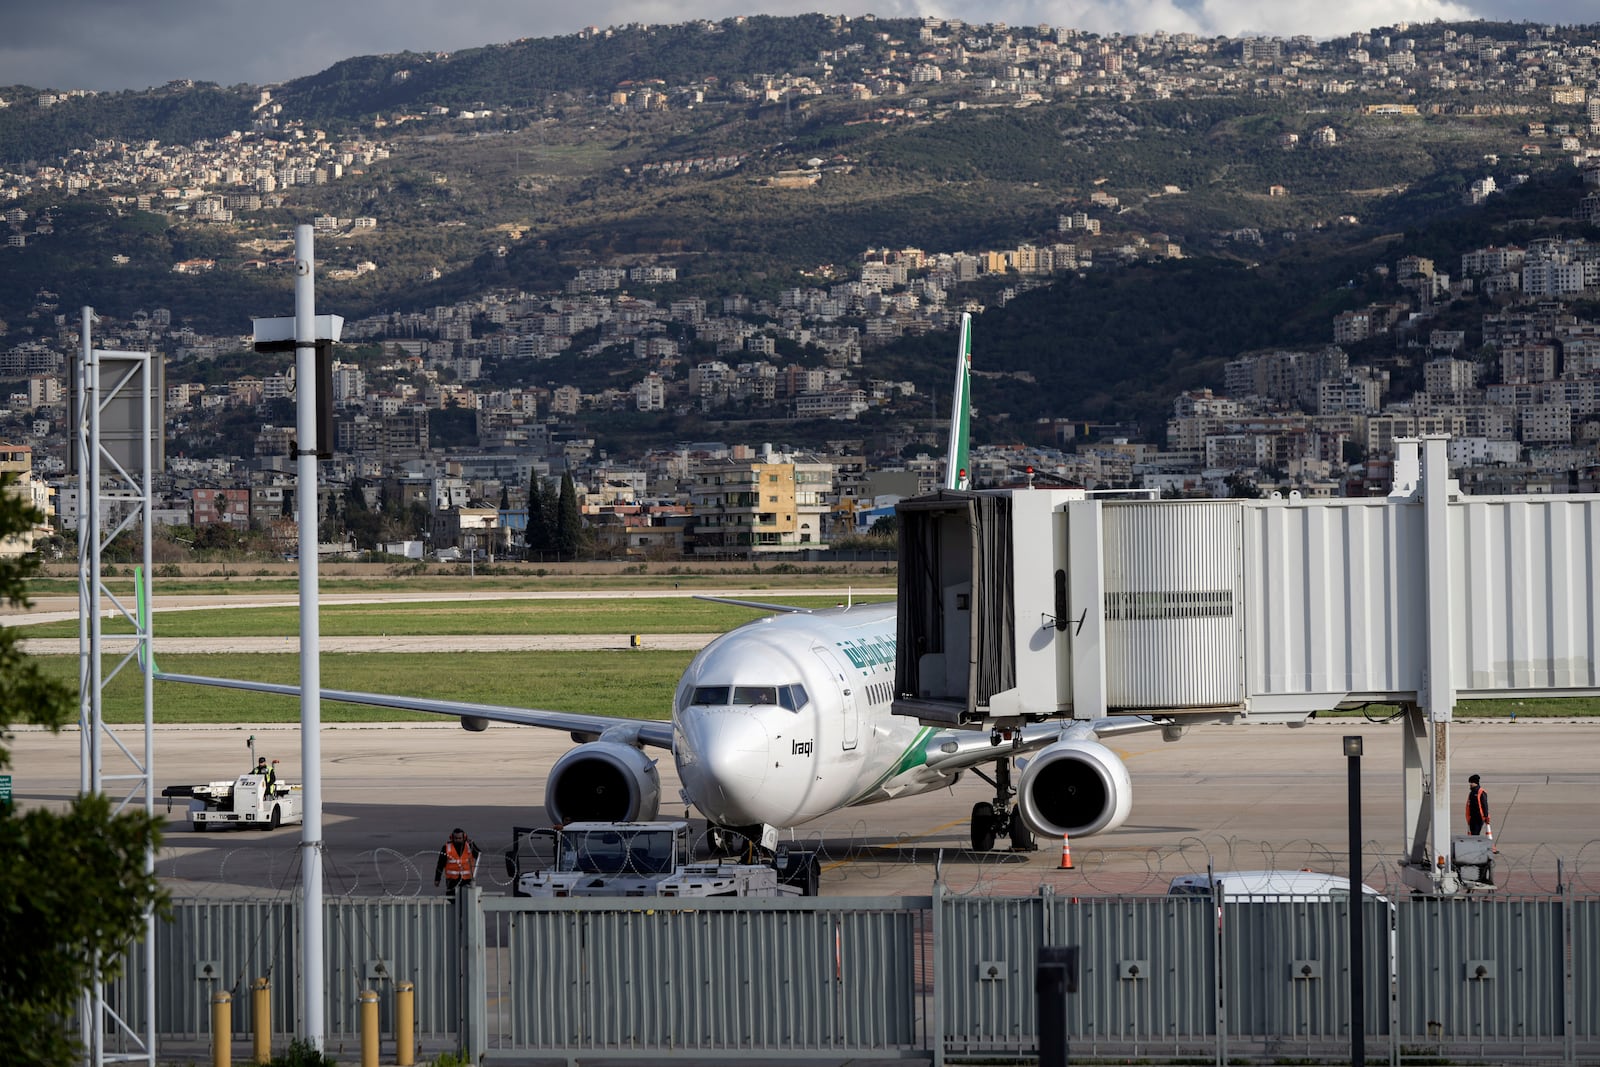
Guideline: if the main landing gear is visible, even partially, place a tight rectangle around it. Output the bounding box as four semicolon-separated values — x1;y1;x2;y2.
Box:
969;757;1036;853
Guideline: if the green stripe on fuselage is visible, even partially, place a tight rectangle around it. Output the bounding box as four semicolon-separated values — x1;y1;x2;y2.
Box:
846;725;937;807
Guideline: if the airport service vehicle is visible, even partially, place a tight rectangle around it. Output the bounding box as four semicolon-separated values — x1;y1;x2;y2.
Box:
505;821;818;898
1168;869;1386;902
161;772;303;832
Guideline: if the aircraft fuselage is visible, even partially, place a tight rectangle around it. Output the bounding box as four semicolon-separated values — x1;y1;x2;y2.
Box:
671;603;956;831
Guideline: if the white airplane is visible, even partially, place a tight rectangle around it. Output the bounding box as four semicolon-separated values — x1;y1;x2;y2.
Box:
158;314;1167;858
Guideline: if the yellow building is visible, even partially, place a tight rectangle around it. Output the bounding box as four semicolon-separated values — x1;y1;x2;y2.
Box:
1;442;53;558
689;449;833;557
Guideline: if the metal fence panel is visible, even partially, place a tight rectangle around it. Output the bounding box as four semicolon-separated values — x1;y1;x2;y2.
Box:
939;894;1218;1057
1055;895;1217;1058
157;898;299;1038
101;896;459;1044
937;894;1046;1053
1577;899;1600;1042
481;895;927;1058
1220;895;1395;1064
940;893;1396;1060
324;896;460;1040
98;889;1600;1064
1397;896;1566;1058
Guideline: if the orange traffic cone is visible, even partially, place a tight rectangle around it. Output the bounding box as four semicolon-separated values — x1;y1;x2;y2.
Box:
1486;823;1498;854
1058;833;1074;870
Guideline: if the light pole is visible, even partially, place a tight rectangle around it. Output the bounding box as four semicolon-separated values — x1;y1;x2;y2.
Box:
1344;734;1365;1067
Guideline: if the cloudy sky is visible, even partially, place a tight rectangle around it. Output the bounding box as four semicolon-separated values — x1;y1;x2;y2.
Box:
2;0;1592;93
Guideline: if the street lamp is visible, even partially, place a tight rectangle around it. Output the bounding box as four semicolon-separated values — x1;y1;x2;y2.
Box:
1344;734;1365;1067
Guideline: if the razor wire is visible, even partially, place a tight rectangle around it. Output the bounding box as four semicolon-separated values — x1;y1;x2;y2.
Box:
156;830;1600;898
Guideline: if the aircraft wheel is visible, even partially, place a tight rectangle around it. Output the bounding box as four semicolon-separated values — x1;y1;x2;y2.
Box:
1008;806;1036;852
970;802;997;852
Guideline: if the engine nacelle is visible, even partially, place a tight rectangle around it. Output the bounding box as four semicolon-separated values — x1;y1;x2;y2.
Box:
544;741;661;825
1016;737;1133;839
459;716;490;733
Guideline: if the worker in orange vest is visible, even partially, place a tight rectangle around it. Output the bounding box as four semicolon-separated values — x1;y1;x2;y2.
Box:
1465;774;1491;836
434;827;481;897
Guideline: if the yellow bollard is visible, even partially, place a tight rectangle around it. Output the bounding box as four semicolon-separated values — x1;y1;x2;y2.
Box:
210;991;231;1067
395;980;416;1066
251;977;271;1064
359;988;379;1067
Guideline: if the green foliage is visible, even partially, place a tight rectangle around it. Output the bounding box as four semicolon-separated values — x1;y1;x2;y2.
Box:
555;471;585;557
526;475;554;555
0;84;253;167
0;478;167;1067
275;16;875;123
270;1038;340;1066
0;477;74;757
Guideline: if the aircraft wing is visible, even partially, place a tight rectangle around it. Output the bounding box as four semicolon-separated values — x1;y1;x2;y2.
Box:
155;671;676;748
922;715;1170;772
693;595;813;614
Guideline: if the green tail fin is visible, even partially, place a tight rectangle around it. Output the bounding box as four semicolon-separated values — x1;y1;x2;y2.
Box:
944;312;973;491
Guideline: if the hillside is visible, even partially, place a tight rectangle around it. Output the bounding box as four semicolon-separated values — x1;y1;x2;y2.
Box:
3;16;1599;440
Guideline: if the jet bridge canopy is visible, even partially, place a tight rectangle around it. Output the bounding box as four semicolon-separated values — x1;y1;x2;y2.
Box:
893;491;1017;724
893;464;1600;729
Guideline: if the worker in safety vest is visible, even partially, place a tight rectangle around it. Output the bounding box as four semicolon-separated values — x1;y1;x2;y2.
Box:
435;827;481;897
254;758;277;792
1465;774;1491;836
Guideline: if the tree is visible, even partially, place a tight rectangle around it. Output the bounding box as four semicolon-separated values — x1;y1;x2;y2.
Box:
0;476;167;1066
526;473;552;554
555;471;585;558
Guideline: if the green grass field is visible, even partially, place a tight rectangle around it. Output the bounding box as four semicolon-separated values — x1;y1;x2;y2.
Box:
19;570;897;599
14;594;892;638
13;579;1594;723
31;651;694;724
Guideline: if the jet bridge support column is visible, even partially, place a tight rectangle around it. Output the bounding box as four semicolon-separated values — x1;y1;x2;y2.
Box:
1398;436;1461;896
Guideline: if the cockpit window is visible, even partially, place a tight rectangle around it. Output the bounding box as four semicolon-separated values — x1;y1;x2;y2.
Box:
690;683;809;711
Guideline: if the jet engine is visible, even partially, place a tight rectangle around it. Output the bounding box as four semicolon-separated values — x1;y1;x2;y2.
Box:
544;741;662;824
1016;736;1133;839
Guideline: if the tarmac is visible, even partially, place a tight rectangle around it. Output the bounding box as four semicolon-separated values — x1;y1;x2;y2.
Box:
11;716;1598;899
9;585;1597;895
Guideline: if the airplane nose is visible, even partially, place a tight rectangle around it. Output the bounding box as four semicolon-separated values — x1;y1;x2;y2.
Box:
677;709;771;826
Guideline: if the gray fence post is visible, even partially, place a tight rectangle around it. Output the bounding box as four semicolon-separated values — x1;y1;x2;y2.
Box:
460;887;487;1059
931;879;945;1067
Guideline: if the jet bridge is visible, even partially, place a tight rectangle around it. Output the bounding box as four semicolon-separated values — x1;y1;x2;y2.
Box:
893;436;1600;894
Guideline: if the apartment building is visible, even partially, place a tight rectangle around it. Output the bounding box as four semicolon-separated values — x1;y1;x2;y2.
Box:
688;448;833;558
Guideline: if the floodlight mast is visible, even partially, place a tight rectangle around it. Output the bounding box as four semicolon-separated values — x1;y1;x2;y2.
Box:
295;225;326;1050
254;229;342;1045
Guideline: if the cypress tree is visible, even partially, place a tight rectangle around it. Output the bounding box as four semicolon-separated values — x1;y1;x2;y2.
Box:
556;471;584;558
526;473;552;554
